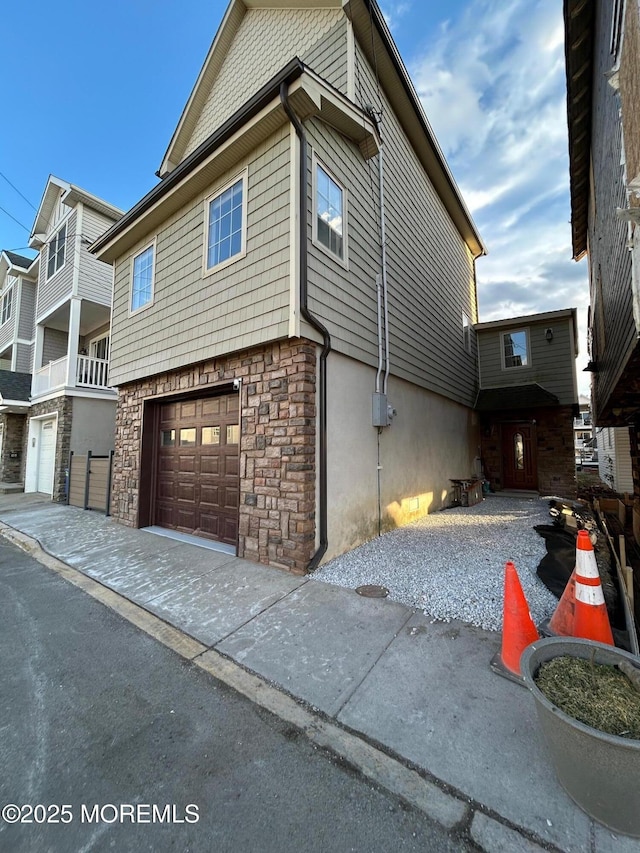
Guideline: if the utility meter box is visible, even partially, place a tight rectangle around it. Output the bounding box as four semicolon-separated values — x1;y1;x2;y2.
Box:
372;392;390;427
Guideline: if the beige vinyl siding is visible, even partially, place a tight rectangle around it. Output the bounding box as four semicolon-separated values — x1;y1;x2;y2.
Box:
15;342;31;374
18;280;36;341
306;45;478;408
77;208;118;307
110;127;291;386
37;210;77;320
301;19;348;92
183;7;343;160
477;319;576;405
41;327;68;369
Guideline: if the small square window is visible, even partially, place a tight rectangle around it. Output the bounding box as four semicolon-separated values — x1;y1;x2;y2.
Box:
226;424;239;445
161;429;176;447
179;428;196;446
131;244;154;312
47;222;66;279
206;173;246;271
502;330;529;369
202;426;220;445
314;161;345;262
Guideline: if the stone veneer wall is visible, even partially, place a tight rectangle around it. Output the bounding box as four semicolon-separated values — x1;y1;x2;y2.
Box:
112;339;317;574
26;397;74;502
480;406;576;496
0;413;27;482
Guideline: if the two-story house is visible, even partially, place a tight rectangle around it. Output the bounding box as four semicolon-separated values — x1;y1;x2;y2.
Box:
24;176;123;499
92;0;486;573
564;1;640;505
475;309;579;496
0;250;37;484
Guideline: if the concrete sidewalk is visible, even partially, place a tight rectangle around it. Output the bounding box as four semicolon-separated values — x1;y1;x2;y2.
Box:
0;494;634;853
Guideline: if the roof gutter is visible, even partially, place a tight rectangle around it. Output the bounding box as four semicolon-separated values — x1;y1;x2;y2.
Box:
280;81;331;572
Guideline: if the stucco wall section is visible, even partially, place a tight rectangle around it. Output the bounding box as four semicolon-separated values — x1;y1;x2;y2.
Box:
325;352;480;560
111;339;317;574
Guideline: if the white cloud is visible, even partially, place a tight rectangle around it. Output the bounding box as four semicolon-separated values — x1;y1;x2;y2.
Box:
410;0;590;392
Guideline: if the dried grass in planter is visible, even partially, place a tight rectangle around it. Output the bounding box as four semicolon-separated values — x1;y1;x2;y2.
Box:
534;654;640;740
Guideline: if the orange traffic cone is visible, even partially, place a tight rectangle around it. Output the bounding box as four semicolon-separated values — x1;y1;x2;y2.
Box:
573;529;614;645
544;572;577;637
491;561;540;685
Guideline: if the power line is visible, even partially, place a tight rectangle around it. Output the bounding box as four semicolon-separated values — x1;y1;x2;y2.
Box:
0;172;37;211
0;206;30;233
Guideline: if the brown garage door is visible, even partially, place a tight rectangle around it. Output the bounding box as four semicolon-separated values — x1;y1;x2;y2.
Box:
155;394;239;546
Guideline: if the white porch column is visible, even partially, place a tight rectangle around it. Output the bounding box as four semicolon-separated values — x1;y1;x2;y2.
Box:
31;324;45;396
66;296;82;388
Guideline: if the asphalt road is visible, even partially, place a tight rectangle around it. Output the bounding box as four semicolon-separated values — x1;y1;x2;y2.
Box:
0;539;472;853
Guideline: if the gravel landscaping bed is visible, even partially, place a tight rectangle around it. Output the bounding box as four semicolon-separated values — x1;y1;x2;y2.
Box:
313;495;559;632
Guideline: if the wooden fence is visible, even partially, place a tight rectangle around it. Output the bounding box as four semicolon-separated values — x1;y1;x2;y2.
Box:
67;450;114;515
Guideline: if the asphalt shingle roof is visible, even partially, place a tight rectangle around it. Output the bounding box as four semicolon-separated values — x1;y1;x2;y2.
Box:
475;383;559;412
0;370;31;403
3;251;33;270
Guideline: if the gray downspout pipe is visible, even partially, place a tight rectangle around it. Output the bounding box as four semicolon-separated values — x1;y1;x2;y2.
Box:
280;81;331;572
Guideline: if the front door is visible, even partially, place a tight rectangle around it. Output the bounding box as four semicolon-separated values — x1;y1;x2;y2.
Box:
37;418;56;494
501;422;537;490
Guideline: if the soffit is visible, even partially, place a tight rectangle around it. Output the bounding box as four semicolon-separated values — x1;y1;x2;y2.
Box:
563;0;595;260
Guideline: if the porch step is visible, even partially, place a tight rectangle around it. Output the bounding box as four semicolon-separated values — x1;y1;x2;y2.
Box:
0;482;24;495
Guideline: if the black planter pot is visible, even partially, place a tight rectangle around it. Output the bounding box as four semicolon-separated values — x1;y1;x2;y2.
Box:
521;637;640;838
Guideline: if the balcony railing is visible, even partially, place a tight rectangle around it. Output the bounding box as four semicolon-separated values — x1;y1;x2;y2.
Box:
33;355;111;396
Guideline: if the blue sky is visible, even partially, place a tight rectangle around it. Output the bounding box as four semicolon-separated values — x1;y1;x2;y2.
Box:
1;0;589;391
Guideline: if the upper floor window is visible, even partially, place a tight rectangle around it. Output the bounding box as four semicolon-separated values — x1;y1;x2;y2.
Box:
205;172;246;272
131;244;154;313
314;159;346;264
501;329;529;369
47;223;66;279
462;313;472;354
1;288;13;325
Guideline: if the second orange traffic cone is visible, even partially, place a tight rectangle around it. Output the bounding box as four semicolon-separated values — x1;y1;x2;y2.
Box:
573;529;614;645
490;561;540;684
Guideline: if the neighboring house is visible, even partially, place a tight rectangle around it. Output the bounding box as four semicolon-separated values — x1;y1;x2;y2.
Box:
92;0;487;572
475;309;579;496
596;426;633;492
0;250;37;484
564;2;640;504
574;394;595;465
22;176;124;499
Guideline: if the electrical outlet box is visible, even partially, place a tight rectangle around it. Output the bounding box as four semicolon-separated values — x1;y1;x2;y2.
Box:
372;392;390;427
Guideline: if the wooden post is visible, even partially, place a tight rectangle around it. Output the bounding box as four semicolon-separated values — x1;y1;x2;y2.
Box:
67;451;74;506
84;450;92;510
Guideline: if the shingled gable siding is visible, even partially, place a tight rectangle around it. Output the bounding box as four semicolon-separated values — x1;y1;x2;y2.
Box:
36;210;77;320
477;320;576;404
109;126;291;387
111;340;317;574
77;208;118;306
183;7;344;161
305;45;478;409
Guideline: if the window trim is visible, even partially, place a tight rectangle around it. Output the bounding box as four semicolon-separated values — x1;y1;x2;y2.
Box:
312;153;348;269
500;328;530;370
47;220;68;280
203;169;248;276
129;239;156;316
88;332;110;360
1;286;13;326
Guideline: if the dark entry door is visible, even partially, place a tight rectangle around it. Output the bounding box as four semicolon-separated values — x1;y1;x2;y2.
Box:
155;394;239;546
501;423;537;490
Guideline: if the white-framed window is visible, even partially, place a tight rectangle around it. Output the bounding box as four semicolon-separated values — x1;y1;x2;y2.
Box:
1;287;13;325
501;329;529;369
462;313;472;354
205;171;247;273
313;156;347;265
47;222;66;279
131;242;155;313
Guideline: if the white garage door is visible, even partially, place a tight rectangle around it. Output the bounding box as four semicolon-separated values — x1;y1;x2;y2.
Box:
37;419;56;494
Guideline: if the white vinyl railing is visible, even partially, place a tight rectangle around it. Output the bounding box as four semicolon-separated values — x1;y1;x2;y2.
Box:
33;356;68;395
76;355;109;389
33;354;111;395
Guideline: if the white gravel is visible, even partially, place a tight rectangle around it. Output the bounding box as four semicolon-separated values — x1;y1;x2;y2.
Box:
313;496;559;632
